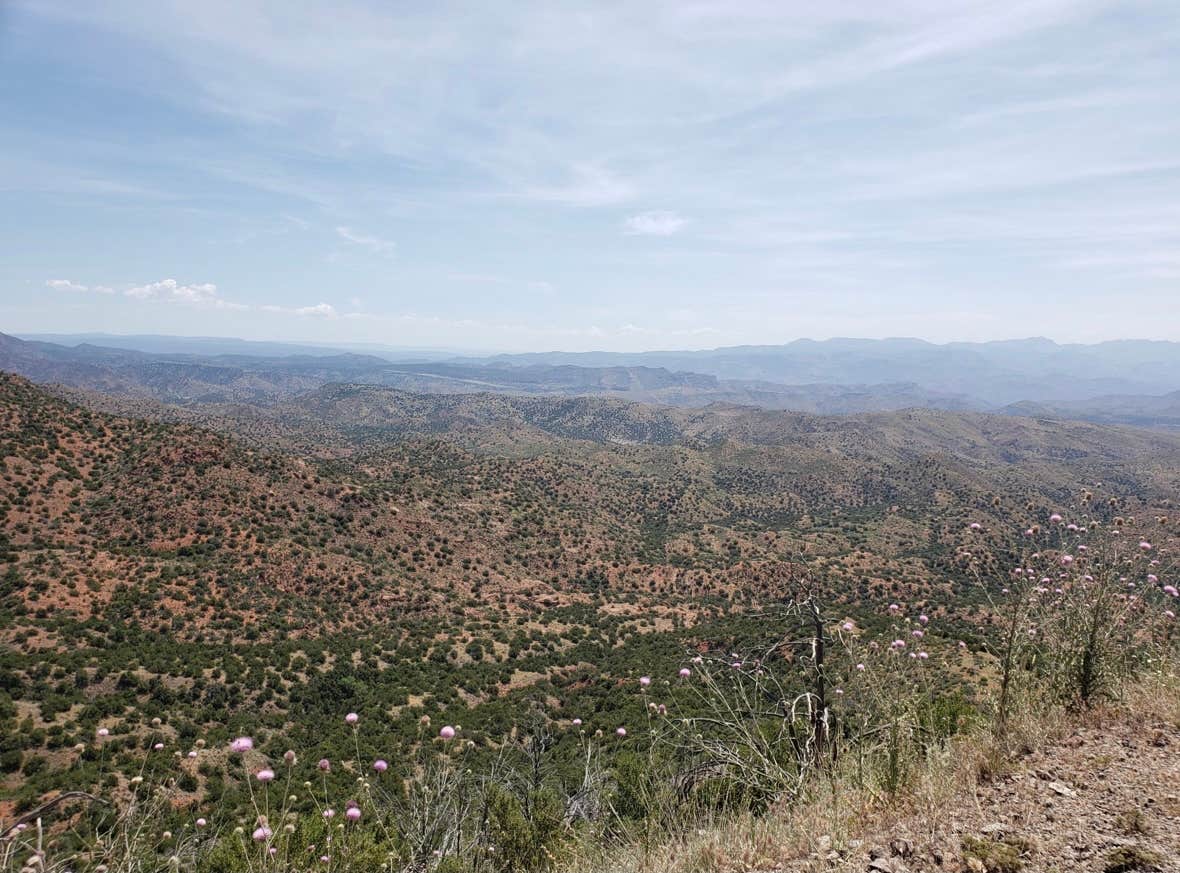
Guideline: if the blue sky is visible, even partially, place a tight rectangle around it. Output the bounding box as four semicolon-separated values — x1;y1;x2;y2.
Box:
2;1;1178;351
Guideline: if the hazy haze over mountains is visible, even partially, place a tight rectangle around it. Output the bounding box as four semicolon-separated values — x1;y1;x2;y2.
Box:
7;332;1180;427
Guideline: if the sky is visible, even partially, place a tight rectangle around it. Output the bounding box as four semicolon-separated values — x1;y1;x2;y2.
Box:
1;0;1179;352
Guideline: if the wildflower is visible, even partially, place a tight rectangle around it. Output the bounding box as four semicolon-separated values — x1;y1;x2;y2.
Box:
345;712;359;725
373;759;388;773
1140;541;1152;551
1060;555;1074;566
958;641;967;649
1166;610;1175;619
130;776;143;785
970;522;982;531
153;743;164;750
230;737;253;753
678;668;691;678
196;818;207;828
616;727;627;737
323;809;335;819
345;807;361;822
841;621;854;632
639;676;651;687
187;751;197;759
888;603;900;614
256;769;275;783
855;663;865;671
439;725;456;739
252;826;272;842
318;759;331;772
917;651;929;660
912;629;924;638
891;639;906;649
918;614;929;625
1164;585;1178;597
571;718;582;726
1050;514;1063;523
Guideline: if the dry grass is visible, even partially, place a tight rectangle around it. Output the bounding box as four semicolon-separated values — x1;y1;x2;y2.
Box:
567;668;1179;873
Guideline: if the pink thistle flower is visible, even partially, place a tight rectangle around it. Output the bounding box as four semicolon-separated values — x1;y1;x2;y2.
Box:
572;718;583;726
373;759;388;773
1166;610;1175;619
888;603;900;613
912;629;924;638
345;712;359;725
1140;541;1152;551
1060;555;1074;566
1164;585;1178;597
1050;514;1063;523
345;807;361;822
917;651;929;660
439;725;456;740
196;818;207;828
317;758;330;772
855;663;866;671
639;676;651;687
958;641;967;649
322;809;335;819
97;728;109;737
841;621;854;632
153;742;164;750
256;769;275;783
918;614;929;625
616;727;627;737
678;668;691;678
188;751;198;758
1148;574;1159;583
252;826;272;842
230;737;253;753
970;522;982;531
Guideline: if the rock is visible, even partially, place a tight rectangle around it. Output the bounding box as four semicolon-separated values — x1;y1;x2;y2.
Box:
1048;780;1076;797
890;838;913;858
980;822;1006;836
868;845;888;860
868;857;908;873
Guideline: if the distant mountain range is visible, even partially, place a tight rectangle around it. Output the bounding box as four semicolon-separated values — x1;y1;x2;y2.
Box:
5;332;1180;427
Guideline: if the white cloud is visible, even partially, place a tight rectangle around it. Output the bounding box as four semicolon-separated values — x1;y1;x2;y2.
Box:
294;302;337;317
124;278;248;310
623;211;688;236
45;279;90;292
336;226;395;254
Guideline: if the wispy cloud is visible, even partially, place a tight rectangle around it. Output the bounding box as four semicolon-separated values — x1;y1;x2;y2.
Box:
335;226;396;255
623;211;687;236
45;279;90;293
